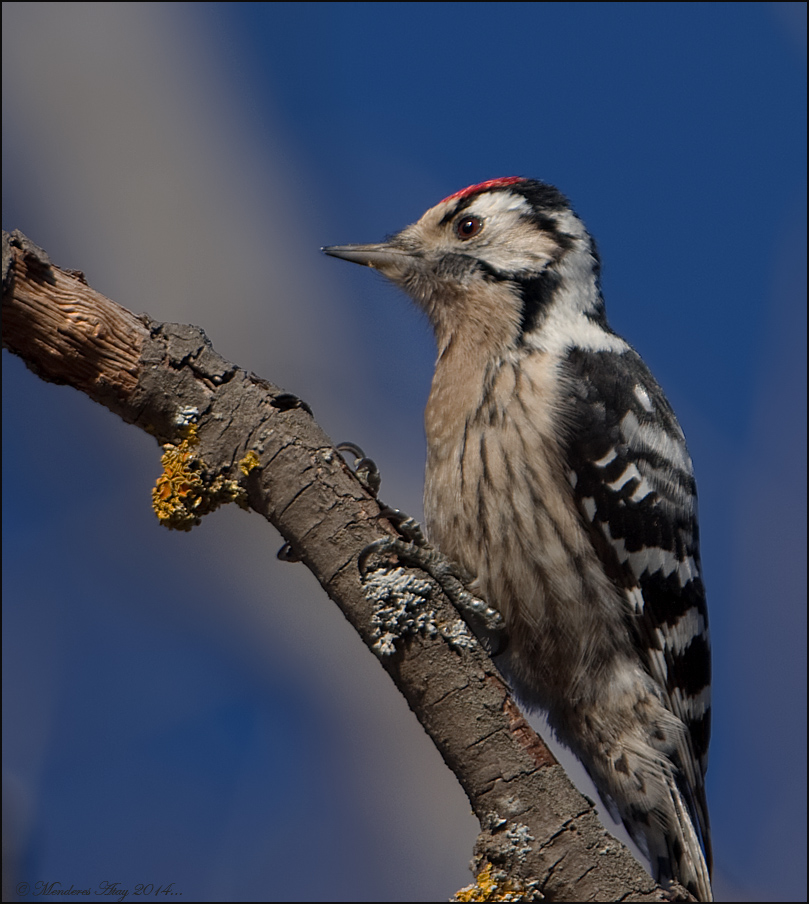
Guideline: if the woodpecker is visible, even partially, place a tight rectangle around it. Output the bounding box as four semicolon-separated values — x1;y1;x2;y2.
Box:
324;177;712;900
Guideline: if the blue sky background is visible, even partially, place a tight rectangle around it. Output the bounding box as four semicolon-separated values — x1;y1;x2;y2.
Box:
2;3;805;901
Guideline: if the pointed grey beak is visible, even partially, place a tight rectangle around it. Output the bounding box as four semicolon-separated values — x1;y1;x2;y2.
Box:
322;243;408;270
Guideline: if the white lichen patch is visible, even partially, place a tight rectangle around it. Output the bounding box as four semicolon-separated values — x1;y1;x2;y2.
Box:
364;566;438;656
175;406;200;427
435;615;477;653
505;823;535;863
362;564;477;657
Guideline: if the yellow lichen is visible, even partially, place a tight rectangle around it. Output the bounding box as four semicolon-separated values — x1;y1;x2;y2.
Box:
239;449;261;475
152;426;248;530
454;862;541;902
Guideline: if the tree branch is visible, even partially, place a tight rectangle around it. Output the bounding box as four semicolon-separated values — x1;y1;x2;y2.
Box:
2;228;682;901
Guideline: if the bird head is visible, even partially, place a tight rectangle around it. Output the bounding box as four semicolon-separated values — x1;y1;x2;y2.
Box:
323;177;605;355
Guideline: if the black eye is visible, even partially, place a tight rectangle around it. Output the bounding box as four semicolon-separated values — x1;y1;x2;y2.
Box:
456;215;483;239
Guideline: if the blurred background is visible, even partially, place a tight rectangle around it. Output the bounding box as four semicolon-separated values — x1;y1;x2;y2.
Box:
2;3;805;901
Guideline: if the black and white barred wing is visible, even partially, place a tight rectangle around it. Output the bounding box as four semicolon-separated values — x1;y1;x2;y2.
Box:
563;347;712;857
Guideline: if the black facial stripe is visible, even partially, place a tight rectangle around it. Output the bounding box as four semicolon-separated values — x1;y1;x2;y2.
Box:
520;212;577;252
473;259;507;282
517;270;563;338
462;257;568;341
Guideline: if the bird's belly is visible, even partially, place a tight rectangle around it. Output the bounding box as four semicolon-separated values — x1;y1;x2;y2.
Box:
424;429;631;712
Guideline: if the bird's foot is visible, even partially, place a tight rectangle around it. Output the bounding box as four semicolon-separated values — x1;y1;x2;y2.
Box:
360;531;505;639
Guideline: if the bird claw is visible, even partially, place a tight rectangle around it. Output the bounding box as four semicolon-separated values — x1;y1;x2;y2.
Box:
377;505;428;548
277;541;301;562
337;442;381;497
